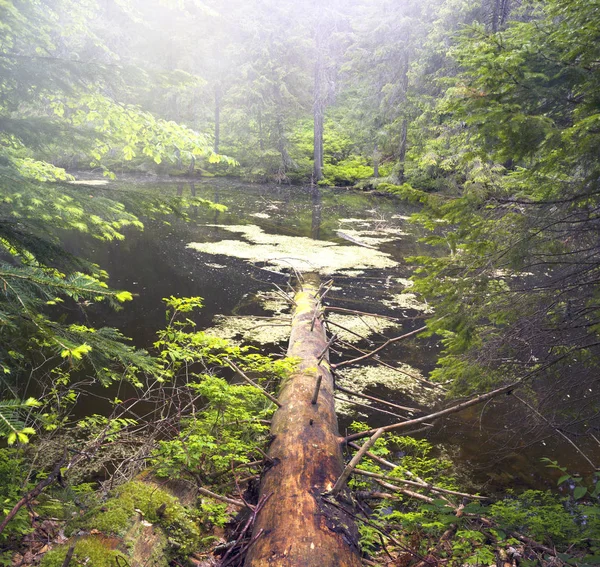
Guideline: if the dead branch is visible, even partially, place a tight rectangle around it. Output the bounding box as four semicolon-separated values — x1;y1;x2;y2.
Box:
335;383;420;413
60;542;77;567
514;394;599;470
334;394;410;420
0;430;107;537
225;358;282;408
324;306;403;321
326;319;371;342
343;379;523;443
198;487;248;509
317;333;338;364
352;468;488;500
334;339;443;388
322;497;430;565
329;428;385;496
332;326;427;369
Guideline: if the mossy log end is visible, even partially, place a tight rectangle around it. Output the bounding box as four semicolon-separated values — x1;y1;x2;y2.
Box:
245;274;361;567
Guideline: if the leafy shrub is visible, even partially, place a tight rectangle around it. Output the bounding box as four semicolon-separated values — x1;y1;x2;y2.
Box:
490;490;599;548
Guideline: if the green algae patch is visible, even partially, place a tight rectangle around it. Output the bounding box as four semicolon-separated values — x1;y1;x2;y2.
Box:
187;224;397;273
205;314;291;345
205;290;292;345
256;290;290;315
382;292;433;313
335;364;441;418
326;313;399;344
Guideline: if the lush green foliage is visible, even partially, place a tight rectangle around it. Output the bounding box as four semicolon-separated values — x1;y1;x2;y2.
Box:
389;0;600;441
152;296;295;480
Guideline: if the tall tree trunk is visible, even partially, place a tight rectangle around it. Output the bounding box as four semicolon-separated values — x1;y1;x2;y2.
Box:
313;47;325;182
214;85;221;154
246;274;361;567
397;118;408;183
373;141;379;179
395;52;410;184
258;108;264;152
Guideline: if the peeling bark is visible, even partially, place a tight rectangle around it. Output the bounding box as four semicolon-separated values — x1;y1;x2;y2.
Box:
245;274;361;567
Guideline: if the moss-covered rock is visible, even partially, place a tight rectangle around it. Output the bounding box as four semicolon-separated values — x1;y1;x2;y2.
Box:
66;480;202;561
40;536;125;567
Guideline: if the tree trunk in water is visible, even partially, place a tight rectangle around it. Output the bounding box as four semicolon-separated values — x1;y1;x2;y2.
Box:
245;274;361;567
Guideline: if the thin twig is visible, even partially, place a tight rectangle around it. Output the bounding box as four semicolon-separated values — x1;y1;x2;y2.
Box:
514;394;599;470
198;487;247;509
325;306;403;321
334;394;409;420
335;383;420;413
322;497;431;565
225;358;282;408
353;468;488;500
344;379;523;443
317;333;338;364
329;428;385;496
332;326;427;369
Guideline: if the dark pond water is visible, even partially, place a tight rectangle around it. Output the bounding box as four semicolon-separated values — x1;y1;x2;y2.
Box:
62;177;597;495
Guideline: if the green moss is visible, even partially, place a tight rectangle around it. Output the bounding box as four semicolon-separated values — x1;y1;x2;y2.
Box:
68;480;202;558
40;537;123;567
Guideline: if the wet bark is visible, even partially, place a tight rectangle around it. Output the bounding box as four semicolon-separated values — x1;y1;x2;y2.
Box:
245;274;361;567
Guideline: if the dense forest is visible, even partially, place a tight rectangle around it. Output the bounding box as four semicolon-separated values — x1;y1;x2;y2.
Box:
1;0;599;566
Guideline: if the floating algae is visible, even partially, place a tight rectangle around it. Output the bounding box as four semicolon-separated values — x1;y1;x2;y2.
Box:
395;278;414;288
338;270;365;277
187;224;397;273
254;290;290;315
204;315;291;345
335;364;441;418
336;228;397;247
204;291;291;345
204;262;227;269
382;292;433;313
326;313;399;344
69;179;110;186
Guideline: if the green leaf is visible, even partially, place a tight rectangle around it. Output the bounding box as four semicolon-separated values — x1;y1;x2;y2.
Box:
573;486;587;500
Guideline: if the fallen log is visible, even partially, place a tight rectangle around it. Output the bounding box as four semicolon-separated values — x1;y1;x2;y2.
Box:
246;273;361;567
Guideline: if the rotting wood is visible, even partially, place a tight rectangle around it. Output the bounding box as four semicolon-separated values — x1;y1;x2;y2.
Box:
245;273;362;567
